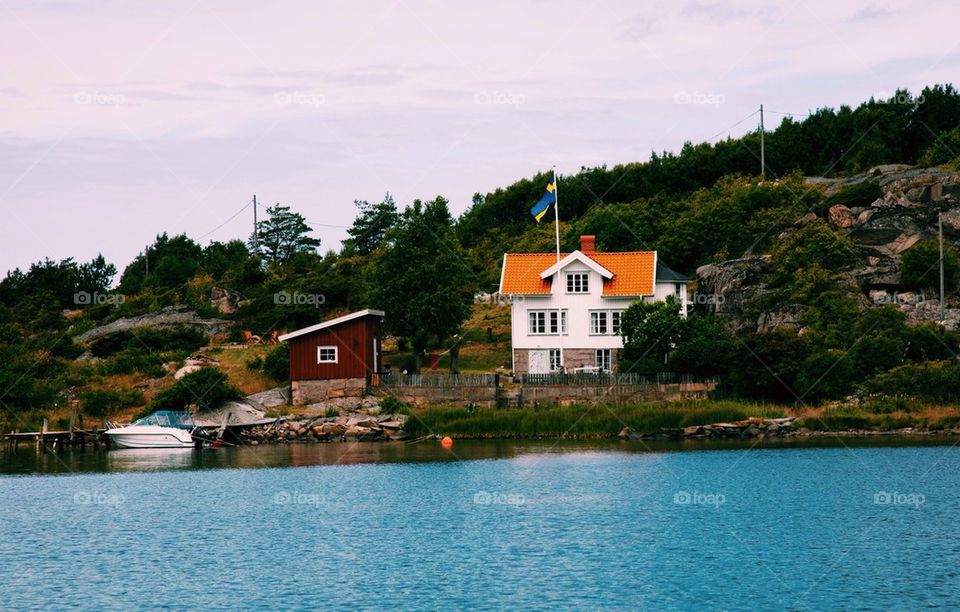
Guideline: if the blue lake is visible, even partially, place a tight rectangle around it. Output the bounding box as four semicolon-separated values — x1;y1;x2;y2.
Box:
2;440;959;609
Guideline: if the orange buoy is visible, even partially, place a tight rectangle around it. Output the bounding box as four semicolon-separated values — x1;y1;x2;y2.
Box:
441;436;454;448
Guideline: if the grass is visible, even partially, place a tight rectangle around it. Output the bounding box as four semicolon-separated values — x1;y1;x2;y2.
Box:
381;303;513;374
404;400;788;438
207;344;281;395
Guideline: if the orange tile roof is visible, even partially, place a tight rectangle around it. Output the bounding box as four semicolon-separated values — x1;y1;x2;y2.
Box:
500;251;656;296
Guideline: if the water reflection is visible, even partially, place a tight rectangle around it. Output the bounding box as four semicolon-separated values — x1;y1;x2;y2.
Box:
1;435;956;476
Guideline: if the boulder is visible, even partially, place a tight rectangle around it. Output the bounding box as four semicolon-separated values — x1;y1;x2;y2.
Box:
827;204;855;229
209;287;249;315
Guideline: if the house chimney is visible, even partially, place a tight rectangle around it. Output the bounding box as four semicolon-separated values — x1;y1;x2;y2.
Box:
580;235;596;255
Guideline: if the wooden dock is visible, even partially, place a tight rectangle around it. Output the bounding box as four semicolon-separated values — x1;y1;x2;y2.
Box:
4;419;105;453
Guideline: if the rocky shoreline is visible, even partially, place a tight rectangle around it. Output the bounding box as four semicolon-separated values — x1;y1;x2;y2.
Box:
226;414;960;444
618;417;960;441
238;412;411;444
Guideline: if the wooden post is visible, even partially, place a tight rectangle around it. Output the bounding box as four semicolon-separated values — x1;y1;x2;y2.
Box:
37;418;48;454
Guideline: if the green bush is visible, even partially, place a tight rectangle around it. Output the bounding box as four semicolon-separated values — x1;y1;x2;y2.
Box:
89;326;208;358
900;240;959;292
770;221;857;285
245;355;264;370
918;127;960;168
263;344;289;381
149;367;241;411
815;180;882;216
82;388;146;417
101;349;166;377
379;396;410;415
865;361;960;403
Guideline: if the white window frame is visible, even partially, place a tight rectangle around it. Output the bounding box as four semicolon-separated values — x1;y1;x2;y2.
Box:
591;309;624;335
590;311;609;335
611;310;624;335
528;309;567;336
595;349;611;371
549;349;562;372
317;346;339;364
566;272;589;294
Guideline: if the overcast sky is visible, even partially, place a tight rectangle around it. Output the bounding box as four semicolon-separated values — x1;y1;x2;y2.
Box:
1;0;958;277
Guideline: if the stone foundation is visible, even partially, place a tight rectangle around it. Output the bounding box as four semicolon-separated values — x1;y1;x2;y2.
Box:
292;378;367;405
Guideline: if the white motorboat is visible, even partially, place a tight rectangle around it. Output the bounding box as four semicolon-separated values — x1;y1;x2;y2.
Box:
105;411;199;449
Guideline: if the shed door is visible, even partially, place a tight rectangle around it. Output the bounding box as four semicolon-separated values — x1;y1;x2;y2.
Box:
529;350;550;374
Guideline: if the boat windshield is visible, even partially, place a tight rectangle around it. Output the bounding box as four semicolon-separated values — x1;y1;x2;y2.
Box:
132;411;195;429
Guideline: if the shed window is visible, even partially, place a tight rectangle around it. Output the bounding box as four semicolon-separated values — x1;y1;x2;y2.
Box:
317;346;338;363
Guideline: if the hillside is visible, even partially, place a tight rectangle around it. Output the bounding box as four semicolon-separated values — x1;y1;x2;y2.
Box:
3;84;960;428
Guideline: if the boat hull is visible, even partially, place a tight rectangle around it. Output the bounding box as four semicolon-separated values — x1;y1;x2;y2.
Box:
105;425;196;449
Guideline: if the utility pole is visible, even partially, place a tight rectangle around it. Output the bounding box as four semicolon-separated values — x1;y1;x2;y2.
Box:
940;211;946;319
759;104;765;181
252;194;259;254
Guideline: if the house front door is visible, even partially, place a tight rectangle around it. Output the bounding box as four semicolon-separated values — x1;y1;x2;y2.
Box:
528;350;550;374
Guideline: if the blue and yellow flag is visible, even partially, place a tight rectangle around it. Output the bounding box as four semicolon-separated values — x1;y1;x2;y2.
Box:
530;174;557;223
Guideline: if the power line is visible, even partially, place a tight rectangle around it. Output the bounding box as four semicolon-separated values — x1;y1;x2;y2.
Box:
704;109;760;142
305;220;351;229
764;109;813;118
196;198;253;240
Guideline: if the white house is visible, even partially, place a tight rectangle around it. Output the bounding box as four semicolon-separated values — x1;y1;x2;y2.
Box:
498;235;690;374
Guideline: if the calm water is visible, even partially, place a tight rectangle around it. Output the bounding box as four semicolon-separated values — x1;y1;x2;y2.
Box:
2;439;959;609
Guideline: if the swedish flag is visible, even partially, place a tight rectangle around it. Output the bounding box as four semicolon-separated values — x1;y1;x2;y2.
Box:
530;174;557;223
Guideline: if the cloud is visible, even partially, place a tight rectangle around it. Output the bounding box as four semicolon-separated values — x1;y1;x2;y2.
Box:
848;2;898;22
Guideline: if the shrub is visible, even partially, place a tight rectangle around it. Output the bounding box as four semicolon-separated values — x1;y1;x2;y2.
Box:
82;388;146;417
101;349;166;377
865;361;960;403
149;367;241;411
770;221;857;284
900;240;959;292
89;326;208;358
815;180;882;216
245;355;264;370
379;396;409;415
263;344;289;381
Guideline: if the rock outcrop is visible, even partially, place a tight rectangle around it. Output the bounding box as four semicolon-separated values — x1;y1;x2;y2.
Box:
210;287;249;315
696;165;960;332
73;305;231;345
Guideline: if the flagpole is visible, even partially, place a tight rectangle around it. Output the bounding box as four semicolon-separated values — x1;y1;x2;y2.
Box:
553;168;564;372
553;169;561;265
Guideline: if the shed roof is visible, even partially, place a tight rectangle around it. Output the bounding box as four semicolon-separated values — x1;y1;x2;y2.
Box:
278;309;385;342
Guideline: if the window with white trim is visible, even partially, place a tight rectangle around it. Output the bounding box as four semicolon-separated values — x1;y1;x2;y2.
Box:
566;272;589;294
528;309;567;335
317;346;338;363
595;349;611;371
591;309;625;335
590;311;608;335
549;349;562;372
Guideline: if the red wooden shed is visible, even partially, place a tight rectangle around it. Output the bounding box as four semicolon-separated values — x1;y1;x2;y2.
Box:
278;309;385;382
